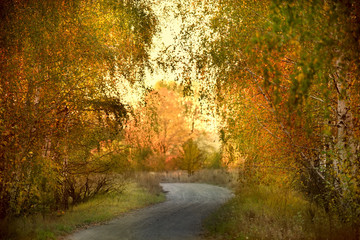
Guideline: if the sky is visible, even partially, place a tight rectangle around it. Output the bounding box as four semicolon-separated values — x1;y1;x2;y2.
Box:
116;0;222;150
144;0;182;87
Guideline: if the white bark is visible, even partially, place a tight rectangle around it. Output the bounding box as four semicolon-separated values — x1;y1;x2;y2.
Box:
332;58;356;196
335;77;356;169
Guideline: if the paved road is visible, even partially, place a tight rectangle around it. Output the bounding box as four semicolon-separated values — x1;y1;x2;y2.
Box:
66;183;233;240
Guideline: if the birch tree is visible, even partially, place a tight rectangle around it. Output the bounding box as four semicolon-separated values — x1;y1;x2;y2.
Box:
200;0;360;226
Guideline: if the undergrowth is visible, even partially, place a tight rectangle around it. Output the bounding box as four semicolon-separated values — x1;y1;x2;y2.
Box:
204;184;358;240
149;169;237;188
1;182;165;240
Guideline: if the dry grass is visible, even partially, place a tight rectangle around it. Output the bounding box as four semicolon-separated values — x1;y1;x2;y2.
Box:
143;169;237;188
203;184;357;240
187;169;237;188
134;171;163;195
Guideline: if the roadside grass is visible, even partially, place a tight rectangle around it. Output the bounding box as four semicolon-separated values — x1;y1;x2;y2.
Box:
203;184;343;240
187;169;237;188
135;171;163;195
4;182;165;240
151;169;237;188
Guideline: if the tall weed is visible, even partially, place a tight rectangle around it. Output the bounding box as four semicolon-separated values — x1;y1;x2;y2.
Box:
204;183;356;240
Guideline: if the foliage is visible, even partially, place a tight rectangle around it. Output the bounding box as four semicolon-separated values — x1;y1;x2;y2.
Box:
2;0;360;237
204;151;222;169
0;0;157;219
195;0;360;236
177;138;204;176
0;182;165;240
124;84;198;171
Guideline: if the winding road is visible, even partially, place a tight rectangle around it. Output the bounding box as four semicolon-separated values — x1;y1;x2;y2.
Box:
66;183;233;240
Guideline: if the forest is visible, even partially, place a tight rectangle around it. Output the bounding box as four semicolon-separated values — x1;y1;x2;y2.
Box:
0;0;360;239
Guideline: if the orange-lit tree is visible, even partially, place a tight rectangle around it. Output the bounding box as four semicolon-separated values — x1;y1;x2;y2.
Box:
0;0;157;217
125;84;195;171
203;0;360;227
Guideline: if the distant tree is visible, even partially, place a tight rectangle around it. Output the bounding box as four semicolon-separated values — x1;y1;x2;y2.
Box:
125;85;193;170
177;138;204;176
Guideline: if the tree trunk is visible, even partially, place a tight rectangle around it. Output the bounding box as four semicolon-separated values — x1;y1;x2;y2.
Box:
333;64;356;197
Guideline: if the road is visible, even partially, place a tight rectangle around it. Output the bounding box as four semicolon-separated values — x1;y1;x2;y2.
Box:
66;183;233;240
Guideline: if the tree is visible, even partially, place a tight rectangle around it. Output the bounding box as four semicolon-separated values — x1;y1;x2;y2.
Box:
0;0;157;218
177;138;204;176
125;84;193;170
272;0;360;224
201;0;360;229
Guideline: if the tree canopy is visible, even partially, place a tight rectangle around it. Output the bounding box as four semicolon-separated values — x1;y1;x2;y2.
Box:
0;0;157;218
195;0;360;227
1;0;360;236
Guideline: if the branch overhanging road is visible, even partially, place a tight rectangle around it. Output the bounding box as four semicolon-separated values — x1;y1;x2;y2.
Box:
66;183;233;240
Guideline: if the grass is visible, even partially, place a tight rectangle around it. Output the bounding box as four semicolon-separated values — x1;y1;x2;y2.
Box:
203;184;352;240
4;182;165;240
134;171;163;195
187;169;237;188
146;169;238;188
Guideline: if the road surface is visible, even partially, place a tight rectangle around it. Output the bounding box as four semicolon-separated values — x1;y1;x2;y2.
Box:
66;183;233;240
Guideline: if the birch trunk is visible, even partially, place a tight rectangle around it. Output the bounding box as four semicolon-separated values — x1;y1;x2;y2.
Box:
333;69;356;194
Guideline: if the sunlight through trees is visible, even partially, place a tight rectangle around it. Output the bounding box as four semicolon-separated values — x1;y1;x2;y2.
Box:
1;0;360;238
